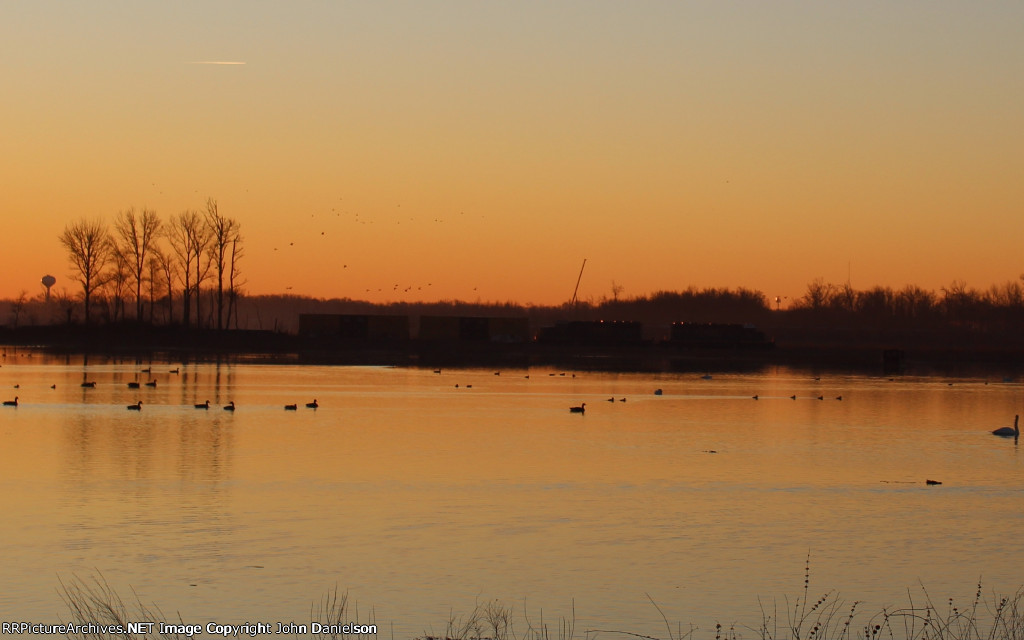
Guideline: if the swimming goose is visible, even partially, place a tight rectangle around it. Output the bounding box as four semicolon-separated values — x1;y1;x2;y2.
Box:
223;401;235;411
2;396;17;407
195;400;210;409
992;415;1020;437
284;403;298;411
305;399;319;409
127;401;142;411
569;403;586;414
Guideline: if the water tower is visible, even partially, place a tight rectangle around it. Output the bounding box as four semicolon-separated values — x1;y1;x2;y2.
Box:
41;274;56;301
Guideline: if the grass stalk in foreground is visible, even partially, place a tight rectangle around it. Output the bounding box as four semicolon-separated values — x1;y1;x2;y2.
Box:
55;573;1024;640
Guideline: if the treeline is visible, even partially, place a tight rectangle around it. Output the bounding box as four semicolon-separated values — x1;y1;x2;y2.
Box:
6;265;1024;342
785;277;1024;332
234;278;1024;338
220;288;772;334
49;199;243;329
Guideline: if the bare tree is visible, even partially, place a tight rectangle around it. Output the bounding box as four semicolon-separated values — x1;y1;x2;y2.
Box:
204;198;242;330
113;207;162;321
190;216;212;329
168;210;200;326
9;291;28;327
102;248;131;322
146;254;162;323
610;280;624;302
167;210;210;328
798;278;836;311
150;246;176;324
227;229;245;329
54;287;75;324
59;218;111;324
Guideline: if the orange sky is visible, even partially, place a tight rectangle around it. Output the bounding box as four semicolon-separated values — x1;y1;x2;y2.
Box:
3;2;1023;306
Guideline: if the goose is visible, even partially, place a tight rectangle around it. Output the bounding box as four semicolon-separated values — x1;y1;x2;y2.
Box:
992;415;1020;437
195;400;210;409
284;403;298;411
169;368;180;374
223;401;235;411
607;397;615;403
2;396;17;407
752;395;759;400
569;403;586;414
144;380;157;387
654;389;663;395
141;368;151;373
127;401;142;411
305;399;319;409
127;382;140;389
81;381;96;388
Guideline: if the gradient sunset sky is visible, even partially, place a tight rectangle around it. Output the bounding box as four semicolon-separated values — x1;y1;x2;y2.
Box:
3;2;1022;306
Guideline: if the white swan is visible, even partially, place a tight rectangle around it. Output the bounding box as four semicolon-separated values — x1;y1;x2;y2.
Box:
992;415;1019;437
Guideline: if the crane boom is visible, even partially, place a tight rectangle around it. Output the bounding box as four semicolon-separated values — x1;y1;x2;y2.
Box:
570;258;587;306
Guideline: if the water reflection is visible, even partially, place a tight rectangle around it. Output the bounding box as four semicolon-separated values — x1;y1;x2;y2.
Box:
0;356;1021;636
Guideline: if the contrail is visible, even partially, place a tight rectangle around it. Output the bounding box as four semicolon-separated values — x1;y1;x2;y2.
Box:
189;61;246;65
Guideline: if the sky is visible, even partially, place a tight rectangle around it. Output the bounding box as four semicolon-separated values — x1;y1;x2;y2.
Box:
3;1;1023;307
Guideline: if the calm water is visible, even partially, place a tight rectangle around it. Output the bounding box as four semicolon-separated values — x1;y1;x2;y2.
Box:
1;349;1022;637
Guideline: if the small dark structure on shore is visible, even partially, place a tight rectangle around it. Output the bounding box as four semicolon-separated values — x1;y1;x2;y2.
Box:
669;323;772;349
298;314;410;341
417;315;530;343
538;320;644;346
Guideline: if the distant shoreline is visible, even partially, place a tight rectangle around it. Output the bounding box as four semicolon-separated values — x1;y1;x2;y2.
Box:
2;324;1022;376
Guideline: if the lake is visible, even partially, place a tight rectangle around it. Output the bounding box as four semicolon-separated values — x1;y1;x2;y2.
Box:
0;348;1021;638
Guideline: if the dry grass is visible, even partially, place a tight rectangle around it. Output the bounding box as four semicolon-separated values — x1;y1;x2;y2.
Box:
54;570;1024;640
59;574;186;640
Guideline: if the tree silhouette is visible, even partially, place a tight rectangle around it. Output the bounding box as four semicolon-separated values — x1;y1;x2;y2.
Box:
58;218;111;324
168;210;202;326
204;198;241;330
227;227;245;329
112;207;162;321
